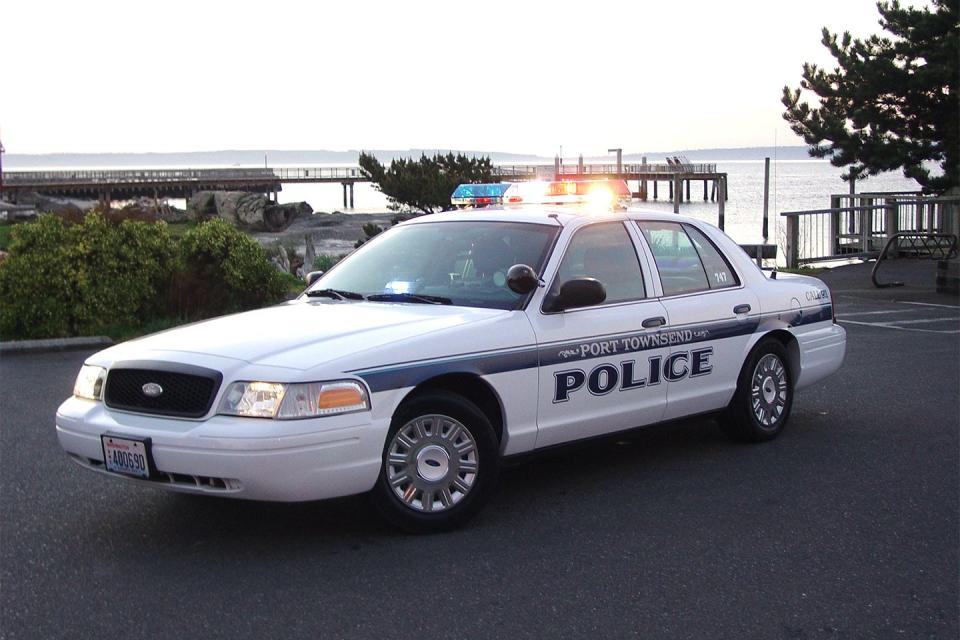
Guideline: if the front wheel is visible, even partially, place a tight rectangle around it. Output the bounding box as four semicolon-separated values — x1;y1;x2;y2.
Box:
371;392;500;533
719;338;794;443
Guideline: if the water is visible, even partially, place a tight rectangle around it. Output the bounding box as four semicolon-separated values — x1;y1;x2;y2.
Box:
272;160;921;248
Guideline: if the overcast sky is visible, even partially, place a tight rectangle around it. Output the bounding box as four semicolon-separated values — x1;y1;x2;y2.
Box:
1;0;922;156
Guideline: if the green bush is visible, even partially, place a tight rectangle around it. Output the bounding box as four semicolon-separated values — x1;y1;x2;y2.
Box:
173;219;287;319
0;214;176;339
0;215;288;340
313;253;347;272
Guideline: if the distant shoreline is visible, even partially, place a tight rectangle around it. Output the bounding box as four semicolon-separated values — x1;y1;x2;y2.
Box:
4;146;815;169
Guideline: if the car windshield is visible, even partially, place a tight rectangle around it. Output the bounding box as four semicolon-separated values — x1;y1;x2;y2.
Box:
306;221;558;310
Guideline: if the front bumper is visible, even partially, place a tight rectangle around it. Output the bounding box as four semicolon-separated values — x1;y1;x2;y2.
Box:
55;396;389;502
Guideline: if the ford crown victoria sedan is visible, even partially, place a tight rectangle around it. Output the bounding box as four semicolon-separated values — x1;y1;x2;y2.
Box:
57;206;846;531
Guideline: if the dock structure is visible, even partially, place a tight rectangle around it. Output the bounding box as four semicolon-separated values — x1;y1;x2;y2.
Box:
0;161;727;211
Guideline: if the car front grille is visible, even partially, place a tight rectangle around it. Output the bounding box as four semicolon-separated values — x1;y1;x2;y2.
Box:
103;362;222;418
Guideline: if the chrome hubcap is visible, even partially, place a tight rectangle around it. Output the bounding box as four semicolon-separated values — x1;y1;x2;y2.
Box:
386;414;478;513
751;354;788;428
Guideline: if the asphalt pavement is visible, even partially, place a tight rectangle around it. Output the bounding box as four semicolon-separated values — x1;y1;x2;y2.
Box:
1;261;957;639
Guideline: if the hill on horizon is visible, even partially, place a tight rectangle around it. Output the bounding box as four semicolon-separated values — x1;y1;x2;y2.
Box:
4;146;814;168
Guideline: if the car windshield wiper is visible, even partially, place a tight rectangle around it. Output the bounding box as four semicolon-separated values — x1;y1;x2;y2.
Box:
366;292;452;305
305;288;365;301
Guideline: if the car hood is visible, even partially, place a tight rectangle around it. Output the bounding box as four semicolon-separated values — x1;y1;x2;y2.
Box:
98;301;511;371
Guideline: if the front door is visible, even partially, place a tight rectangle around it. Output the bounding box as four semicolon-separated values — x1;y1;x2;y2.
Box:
527;221;671;449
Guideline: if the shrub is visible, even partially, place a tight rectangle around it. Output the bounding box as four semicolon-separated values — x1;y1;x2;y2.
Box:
173;219;287;319
313;253;346;273
0;214;176;339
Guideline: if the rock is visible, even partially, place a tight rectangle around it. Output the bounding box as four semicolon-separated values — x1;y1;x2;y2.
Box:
187;191;309;231
188;192;217;218
271;244;291;274
263;201;311;232
304;234;316;270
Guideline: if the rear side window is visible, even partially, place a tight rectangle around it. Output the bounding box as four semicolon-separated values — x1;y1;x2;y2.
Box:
636;221;709;296
552;222;646;304
683;224;739;290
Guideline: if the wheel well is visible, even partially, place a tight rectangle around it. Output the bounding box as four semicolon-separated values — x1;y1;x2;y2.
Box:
762;329;801;383
402;374;505;443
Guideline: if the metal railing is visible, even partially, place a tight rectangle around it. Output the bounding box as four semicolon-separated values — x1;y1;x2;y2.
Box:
3;168;278;186
493;163;717;177
780;192;960;268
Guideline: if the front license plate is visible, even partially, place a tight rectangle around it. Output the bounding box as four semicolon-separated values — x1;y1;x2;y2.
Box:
101;435;152;478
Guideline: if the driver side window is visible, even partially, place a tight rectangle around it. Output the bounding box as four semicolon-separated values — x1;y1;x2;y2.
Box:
553;223;646;304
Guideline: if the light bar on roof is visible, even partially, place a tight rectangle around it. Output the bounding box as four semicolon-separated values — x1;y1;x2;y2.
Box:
505;179;631;208
451;183;511;207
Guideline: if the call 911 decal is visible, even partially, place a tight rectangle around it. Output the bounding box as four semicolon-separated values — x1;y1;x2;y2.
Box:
554;347;714;403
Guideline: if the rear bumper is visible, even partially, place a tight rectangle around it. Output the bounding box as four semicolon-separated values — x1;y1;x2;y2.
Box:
55;396;388;502
795;323;847;390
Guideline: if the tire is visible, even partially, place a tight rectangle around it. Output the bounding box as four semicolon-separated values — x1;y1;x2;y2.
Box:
371;392;500;533
719;338;794;443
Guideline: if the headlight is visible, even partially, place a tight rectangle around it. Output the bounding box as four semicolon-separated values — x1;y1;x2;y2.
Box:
218;380;369;419
73;365;106;400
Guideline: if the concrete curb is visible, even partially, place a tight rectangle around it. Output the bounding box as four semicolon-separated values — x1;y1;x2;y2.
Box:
0;336;114;355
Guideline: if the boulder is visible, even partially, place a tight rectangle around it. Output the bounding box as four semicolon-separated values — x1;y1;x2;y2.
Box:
188;191;309;231
304;234;317;270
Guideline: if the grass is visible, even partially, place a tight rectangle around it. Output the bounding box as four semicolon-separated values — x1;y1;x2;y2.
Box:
777;266;827;275
163;221;199;240
100;317;188;342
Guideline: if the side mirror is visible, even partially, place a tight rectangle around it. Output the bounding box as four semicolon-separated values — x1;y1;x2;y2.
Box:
305;270;324;287
544;278;606;312
506;264;539;294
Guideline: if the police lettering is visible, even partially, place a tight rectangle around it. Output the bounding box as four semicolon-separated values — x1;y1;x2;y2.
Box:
553;348;713;402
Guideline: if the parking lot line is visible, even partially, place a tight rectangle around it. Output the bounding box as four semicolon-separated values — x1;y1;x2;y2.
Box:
880;317;960;326
899;301;960;309
841;310;918;317
839;319;960;334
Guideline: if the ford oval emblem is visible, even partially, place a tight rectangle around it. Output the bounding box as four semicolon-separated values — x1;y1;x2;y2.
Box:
142;382;164;398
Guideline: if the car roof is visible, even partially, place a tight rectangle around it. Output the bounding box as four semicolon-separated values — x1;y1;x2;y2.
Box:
402;206;708;230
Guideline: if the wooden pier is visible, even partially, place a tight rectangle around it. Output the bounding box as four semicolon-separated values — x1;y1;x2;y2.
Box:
0;161;727;211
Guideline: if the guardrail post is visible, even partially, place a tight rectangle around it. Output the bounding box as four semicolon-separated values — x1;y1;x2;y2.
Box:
717;176;726;230
673;175;681;213
829;195;840;254
884;197;898;259
785;214;799;269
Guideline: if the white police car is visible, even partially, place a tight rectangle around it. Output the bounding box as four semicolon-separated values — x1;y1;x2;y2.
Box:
57;196;846;531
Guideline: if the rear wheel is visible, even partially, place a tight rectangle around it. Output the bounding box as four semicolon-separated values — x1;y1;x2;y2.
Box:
719;338;793;442
371;392;499;532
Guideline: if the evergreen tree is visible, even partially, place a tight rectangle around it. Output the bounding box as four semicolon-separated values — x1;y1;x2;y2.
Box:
782;0;958;193
359;151;495;214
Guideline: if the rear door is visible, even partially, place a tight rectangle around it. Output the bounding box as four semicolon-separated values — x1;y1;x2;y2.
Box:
635;220;759;420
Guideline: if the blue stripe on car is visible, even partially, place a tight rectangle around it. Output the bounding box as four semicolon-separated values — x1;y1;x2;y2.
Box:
353;305;832;392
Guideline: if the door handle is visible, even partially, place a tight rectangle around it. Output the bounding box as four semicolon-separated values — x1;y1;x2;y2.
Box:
733;304;751;315
642;316;666;329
